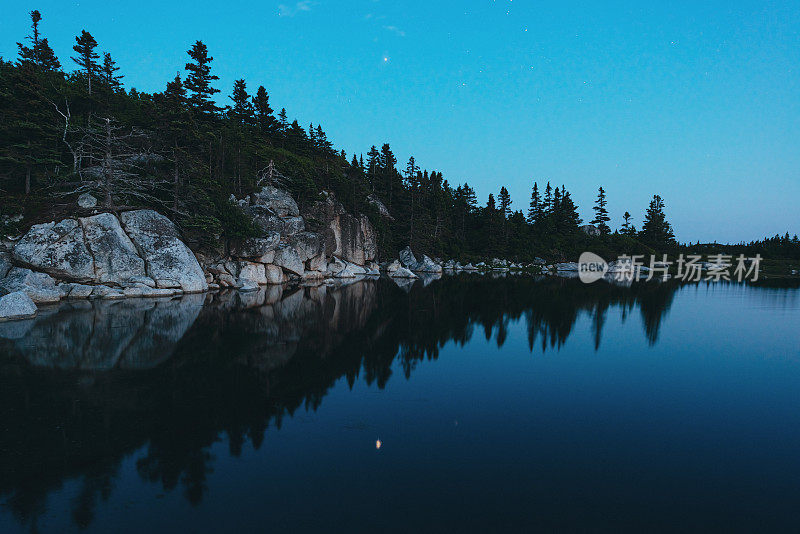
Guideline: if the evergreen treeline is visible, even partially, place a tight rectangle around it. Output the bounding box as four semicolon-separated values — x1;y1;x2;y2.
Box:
1;11;797;263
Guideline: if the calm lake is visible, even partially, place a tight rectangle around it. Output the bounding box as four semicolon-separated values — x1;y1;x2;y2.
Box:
1;275;799;532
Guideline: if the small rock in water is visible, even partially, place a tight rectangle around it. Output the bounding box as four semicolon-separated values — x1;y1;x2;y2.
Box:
0;291;38;322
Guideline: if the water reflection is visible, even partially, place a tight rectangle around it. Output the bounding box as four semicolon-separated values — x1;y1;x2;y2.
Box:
0;275;797;530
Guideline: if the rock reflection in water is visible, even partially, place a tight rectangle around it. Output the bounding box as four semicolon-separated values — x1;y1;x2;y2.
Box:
3;275;777;530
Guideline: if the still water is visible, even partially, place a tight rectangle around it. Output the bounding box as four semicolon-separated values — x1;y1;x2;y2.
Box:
1;275;799;532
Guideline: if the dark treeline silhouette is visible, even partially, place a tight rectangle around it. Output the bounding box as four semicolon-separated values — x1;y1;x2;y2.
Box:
2;11;797;263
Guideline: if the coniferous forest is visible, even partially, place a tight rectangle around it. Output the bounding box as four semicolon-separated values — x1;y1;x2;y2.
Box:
1;11;798;264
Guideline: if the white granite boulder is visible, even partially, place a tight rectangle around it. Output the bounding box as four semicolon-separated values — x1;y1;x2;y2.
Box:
120;210;208;293
80;212;146;284
0;291;37;321
12;219;95;282
272;244;305;276
0;267;62;303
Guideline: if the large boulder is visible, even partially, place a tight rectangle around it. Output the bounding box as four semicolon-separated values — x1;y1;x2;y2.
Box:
0;267;62;303
388;266;417;279
385;259;402;274
12;219;95;282
238;261;268;286
120;210;208;293
264;264;287;284
304;192;377;265
415;254;443;274
250;214;305;238
327;257;367;278
272;244;304;276
0;251;11;279
230;233;280;260
290;231;326;272
250;186;299;217
399;246;418;270
0;291;37;321
80;212;146;284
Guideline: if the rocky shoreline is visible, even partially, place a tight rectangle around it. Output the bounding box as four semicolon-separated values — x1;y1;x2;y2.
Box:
0;184;555;321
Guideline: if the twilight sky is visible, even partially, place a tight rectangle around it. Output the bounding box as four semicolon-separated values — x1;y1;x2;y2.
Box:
2;1;798;243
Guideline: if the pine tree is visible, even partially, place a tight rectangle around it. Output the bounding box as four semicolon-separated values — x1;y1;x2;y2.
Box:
543;182;553;213
184;41;221;116
308;123;316;146
560;190;582;231
252;86;276;134
228;79;254;125
16;10;61;71
487;193;496;212
591;186;611;234
498;186;512;219
527;181;541;223
101;52;123;91
71;30;100;94
380;143;398;208
552;185;562;212
277;108;288;131
315;125;332;153
621;211;634;235
366;145;380;192
640;195;675;248
405;156;418;184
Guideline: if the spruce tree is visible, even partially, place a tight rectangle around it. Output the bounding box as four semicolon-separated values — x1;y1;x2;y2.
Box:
543;182;553;213
640;195;675;248
228;79;254;125
184;41;221;116
591;186;611;234
621;211;634;235
527;181;541;223
277;108;288;131
101;52;123;90
498;186;512;218
17;10;61;71
252;86;276;134
71;30;100;94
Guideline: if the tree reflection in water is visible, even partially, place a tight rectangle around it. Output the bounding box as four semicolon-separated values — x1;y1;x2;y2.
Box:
2;274;791;530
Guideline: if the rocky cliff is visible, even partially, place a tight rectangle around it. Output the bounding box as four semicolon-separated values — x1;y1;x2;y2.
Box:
0;185;380;319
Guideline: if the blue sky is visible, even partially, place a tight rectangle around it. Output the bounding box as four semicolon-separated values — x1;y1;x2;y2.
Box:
2;1;798;243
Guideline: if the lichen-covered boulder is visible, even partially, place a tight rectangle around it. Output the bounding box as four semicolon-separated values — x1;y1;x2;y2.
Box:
415;254;443;274
399;246;418;270
264;264;287;285
250;186;299;217
120;210;208;293
0;267;62;303
12;219;95;282
0;291;37;321
0;251;11;279
388;266;417;279
272;244;304;276
327;257;367;278
230;233;280;260
238;261;268;286
290;231;326;272
80;212;146;284
304;192;377;265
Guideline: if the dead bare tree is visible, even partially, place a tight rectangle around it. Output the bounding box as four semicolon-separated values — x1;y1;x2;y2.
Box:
49;116;168;211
